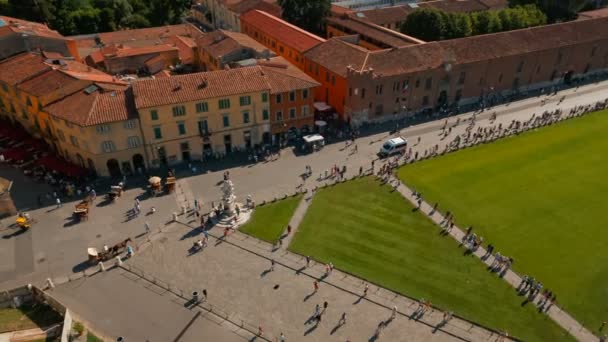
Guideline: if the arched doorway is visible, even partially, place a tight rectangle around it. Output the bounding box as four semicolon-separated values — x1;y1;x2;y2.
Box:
437;90;448;107
75;153;85;168
564;70;574;85
132;154;145;174
106;159;121;178
87;158;97;177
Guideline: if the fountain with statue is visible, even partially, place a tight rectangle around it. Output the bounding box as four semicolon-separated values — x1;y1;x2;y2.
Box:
214;179;254;228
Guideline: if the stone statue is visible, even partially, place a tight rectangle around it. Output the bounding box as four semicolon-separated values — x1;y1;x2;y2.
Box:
221;180;236;217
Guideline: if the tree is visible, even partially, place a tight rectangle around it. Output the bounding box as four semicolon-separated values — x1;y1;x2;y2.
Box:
70;6;101;34
121;13;150;29
400;8;446;41
148;0;172;26
451;13;473;38
508;0;590;22
278;0;331;36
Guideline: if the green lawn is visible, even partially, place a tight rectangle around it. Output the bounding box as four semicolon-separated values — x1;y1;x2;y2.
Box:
398;110;608;331
87;332;104;342
290;177;571;341
240;194;303;243
0;304;63;333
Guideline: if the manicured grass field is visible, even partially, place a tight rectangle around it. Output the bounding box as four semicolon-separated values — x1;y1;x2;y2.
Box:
398;110;608;331
290;177;570;341
240;194;302;243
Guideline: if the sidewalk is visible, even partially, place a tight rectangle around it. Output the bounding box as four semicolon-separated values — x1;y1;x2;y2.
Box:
50;269;251;342
280;191;315;248
128;215;498;341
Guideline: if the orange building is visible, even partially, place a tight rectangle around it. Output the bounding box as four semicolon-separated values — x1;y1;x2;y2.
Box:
258;58;320;142
240;10;325;70
0;15;80;60
302;38;370;121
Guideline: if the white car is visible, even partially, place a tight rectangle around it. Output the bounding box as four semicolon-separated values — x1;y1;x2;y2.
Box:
378;137;407;157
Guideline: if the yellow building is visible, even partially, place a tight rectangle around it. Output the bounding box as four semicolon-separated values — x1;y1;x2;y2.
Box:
193;0;281;32
132;67;272;167
44;87;146;177
0;53;53;131
0;52;142;178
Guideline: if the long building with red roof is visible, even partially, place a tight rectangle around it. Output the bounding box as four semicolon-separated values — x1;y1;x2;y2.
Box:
240;10;326;69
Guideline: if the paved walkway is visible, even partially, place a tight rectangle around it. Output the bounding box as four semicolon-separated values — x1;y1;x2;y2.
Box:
50;268;251;341
280;191;315;248
393;180;596;342
128;212;502;341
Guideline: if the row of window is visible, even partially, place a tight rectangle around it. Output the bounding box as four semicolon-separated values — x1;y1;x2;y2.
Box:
56;128;140;152
150;105;311;140
276;90;309;104
152;95;269;121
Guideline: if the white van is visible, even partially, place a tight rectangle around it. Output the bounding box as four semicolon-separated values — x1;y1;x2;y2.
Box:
378;137;407;157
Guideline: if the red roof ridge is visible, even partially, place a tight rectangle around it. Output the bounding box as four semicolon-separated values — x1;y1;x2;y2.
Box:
244;10;326;46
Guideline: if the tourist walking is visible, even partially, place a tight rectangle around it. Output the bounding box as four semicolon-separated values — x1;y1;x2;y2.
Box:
391;305;397;320
306;256;311;267
270;259;275;271
144;222;151;234
339;312;347;325
313;280;319;293
363;283;369;297
56;197;62;208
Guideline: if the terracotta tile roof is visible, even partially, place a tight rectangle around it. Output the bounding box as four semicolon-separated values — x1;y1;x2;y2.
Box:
0;15;64;39
95;83;129;91
145;55;166;67
309;17;608;77
197;30;269;58
172;35;197;48
331;4;354;16
241;10;326;52
228;0;282;17
132;67;270;108
258;57;320;93
303;38;371;77
327;16;424;48
60;70;124;84
153;70;173;78
17;69;81;97
366;16;608;76
113;44;179;58
17;59;126;98
41;51;67;59
87;50;105;64
44;87;136;126
0;53;50;85
71;24;204;48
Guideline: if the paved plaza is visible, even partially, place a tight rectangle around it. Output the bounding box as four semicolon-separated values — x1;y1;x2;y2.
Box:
1;80;608;340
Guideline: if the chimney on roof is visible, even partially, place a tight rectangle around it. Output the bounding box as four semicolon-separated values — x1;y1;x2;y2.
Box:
198;78;208;89
173;82;182;91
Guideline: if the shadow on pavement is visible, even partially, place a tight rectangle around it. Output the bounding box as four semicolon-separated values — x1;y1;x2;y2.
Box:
72;260;92;273
2;228;26;239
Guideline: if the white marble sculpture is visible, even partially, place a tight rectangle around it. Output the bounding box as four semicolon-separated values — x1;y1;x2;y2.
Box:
221;180;236;217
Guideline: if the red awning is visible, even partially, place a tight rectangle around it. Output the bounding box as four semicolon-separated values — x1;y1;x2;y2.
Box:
0;147;29;161
23;138;47;151
35;155;87;177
